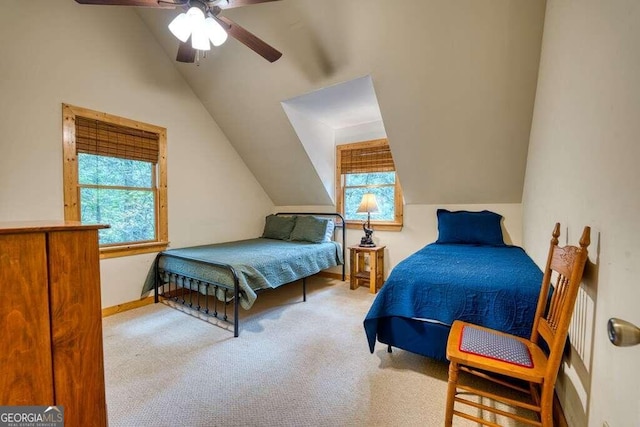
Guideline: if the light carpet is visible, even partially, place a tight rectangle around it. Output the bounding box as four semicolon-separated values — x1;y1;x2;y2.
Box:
102;276;526;426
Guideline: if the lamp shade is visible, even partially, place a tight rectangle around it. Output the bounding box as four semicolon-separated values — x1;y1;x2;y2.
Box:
168;13;191;42
191;23;211;51
205;17;228;47
188;7;210;51
186;6;205;23
356;193;380;214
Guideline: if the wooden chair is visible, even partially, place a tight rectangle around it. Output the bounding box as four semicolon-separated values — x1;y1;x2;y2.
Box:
444;223;590;426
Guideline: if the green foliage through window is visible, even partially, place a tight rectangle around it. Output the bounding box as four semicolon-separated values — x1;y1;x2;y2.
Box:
344;172;396;221
78;153;156;245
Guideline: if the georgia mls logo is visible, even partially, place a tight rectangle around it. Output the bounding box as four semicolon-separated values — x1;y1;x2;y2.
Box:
0;405;64;427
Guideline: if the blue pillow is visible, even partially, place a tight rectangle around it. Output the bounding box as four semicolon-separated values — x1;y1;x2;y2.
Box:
262;215;296;240
290;216;332;243
436;209;505;246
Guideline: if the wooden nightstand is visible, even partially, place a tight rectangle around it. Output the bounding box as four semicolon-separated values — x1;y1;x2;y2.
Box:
349;245;386;293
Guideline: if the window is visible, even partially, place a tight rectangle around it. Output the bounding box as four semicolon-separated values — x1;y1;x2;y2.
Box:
336;139;403;230
62;104;168;258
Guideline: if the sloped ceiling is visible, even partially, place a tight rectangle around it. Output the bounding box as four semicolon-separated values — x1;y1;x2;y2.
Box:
282;75;383;129
282;75;385;204
135;0;545;206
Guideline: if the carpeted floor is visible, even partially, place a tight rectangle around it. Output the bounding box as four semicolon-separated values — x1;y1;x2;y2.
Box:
102;276;526;426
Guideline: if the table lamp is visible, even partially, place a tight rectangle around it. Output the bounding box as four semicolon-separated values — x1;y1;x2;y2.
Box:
357;193;379;247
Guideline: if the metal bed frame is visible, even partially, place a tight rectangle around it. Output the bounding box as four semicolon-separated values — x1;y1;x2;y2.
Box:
154;213;345;337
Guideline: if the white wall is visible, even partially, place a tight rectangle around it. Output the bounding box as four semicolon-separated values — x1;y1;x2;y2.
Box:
275;203;522;277
335;121;387;145
523;1;640;426
138;1;545;207
286;113;523;276
280;104;336;202
0;1;273;308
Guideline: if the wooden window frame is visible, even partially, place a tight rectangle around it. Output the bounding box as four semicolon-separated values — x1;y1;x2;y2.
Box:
336;139;403;231
62;104;168;258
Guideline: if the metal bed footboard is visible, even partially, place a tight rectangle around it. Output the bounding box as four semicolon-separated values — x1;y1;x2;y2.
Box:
154;253;242;336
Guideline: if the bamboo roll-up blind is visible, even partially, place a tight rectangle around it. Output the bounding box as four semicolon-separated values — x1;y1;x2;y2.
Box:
75;116;159;163
339;143;395;174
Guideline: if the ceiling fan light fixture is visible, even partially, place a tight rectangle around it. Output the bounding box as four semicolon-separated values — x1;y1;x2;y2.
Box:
186;6;205;24
205;16;228;47
191;22;211;51
168;12;191;42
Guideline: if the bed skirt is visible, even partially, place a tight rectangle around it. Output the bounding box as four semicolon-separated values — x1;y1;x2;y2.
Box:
374;317;451;361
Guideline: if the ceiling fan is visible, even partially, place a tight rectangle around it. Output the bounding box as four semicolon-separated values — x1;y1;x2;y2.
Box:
74;0;282;63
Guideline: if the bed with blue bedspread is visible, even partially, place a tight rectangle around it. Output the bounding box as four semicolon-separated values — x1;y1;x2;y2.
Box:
363;209;543;361
144;213;344;337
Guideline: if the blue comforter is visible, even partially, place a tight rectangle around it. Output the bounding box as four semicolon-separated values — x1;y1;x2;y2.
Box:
143;238;343;309
364;243;543;353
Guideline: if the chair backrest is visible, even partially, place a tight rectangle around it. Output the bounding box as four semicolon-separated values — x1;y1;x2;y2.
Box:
530;223;590;380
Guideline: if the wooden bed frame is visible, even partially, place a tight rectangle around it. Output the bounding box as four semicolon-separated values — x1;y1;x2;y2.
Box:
153;213;345;337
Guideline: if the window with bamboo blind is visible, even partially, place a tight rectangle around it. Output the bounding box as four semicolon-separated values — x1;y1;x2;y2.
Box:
336;139;403;230
62;104;168;258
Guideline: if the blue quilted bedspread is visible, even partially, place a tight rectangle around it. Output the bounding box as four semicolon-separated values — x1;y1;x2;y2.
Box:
364;243;543;353
142;238;343;309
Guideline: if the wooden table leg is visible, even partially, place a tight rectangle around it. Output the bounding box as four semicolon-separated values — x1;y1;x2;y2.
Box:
376;249;384;291
369;251;377;293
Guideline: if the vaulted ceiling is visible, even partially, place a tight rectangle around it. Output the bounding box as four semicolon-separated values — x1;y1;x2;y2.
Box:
136;0;546;206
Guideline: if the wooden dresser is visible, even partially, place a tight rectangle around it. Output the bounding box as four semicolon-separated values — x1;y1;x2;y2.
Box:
0;221;108;427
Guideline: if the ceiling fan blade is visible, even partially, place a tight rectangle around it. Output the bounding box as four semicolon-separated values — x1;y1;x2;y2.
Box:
215;0;280;10
217;16;282;62
74;0;182;7
176;38;196;63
